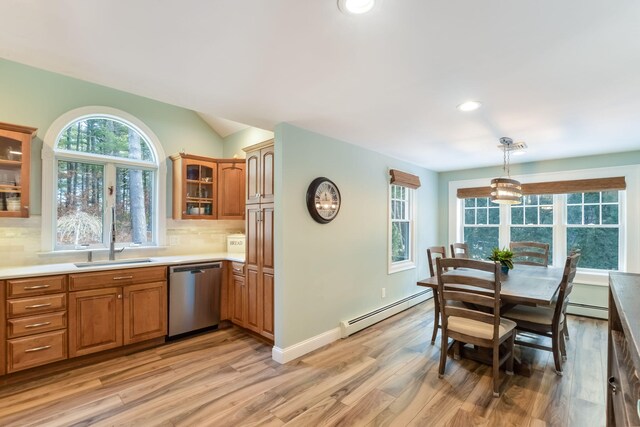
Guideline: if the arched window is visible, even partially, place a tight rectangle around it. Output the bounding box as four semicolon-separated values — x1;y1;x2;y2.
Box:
42;107;166;251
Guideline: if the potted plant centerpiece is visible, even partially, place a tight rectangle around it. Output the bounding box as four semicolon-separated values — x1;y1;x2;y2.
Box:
488;247;514;275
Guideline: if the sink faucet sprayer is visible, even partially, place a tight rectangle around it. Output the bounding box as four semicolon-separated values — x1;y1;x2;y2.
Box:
109;206;125;261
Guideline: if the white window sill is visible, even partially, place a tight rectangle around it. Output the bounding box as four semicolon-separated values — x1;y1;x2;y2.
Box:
37;245;167;257
574;270;611;287
389;261;416;274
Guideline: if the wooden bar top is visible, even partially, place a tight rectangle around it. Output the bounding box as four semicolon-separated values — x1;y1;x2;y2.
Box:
609;272;640;377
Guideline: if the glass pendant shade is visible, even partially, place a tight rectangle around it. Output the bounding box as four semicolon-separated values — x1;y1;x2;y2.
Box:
490;177;522;204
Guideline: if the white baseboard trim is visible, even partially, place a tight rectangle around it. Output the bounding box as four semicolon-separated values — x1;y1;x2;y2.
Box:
272;327;342;364
567;304;608;320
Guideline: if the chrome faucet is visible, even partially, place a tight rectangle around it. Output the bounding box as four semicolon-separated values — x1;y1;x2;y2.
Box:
109;206;125;261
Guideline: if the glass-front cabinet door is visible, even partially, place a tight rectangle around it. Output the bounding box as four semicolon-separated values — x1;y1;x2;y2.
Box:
170;154;217;219
0;122;37;218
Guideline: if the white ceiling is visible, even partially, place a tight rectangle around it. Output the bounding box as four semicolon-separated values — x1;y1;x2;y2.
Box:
0;1;639;171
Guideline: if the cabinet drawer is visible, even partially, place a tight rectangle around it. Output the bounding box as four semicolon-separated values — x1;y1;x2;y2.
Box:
7;330;67;373
231;262;245;276
69;266;167;291
8;311;67;339
7;275;66;298
7;293;66;318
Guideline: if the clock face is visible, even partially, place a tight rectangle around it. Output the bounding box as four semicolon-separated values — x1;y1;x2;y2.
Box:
306;177;341;223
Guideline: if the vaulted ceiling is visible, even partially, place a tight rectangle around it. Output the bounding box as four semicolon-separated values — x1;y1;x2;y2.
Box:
0;1;639;171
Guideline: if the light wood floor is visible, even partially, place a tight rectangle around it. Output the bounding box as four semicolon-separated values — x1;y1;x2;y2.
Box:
0;300;607;426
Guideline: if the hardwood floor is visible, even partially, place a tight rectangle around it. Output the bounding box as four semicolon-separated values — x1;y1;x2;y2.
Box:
0;300;606;426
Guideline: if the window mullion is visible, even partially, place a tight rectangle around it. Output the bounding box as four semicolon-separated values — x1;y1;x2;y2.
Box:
103;163;116;246
554;194;566;268
499;204;509;249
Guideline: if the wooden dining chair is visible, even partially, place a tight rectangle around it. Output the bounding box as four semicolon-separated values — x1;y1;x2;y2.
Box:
503;253;580;375
436;257;516;397
427;246;447;345
450;243;469;259
509;241;550;267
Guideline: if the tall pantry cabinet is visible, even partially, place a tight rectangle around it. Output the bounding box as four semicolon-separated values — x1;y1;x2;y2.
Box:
242;140;274;341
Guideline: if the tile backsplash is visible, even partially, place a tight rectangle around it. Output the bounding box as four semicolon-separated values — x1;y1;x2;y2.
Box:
0;216;244;267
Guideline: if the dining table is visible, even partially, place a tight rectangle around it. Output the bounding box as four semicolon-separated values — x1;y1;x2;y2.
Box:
417;264;566;376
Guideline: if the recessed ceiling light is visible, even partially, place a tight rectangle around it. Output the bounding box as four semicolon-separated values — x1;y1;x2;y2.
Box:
338;0;376;15
457;101;482;112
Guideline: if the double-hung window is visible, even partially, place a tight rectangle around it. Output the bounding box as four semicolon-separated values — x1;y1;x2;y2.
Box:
454;174;627;274
52;114;160;250
463;197;500;260
566;191;620;270
510;194;554;264
389;184;415;272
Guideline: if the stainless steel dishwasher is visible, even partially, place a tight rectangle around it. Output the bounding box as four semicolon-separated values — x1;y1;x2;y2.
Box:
168;262;222;337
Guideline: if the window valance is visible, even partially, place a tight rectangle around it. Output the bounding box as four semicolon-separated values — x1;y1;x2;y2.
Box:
457;176;626;199
390;169;421;189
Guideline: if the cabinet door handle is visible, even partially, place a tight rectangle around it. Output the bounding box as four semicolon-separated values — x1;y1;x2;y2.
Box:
113;275;133;280
25;322;52;329
23;284;51;290
25;303;52;309
25;345;51;353
608;376;617;394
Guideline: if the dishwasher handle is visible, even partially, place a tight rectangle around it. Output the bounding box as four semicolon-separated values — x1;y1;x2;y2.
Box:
170;262;222;274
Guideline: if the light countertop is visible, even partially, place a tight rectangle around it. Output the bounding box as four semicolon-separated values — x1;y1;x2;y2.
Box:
0;252;246;280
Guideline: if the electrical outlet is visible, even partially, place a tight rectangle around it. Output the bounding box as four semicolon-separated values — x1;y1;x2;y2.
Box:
381;288;386;298
169;236;179;246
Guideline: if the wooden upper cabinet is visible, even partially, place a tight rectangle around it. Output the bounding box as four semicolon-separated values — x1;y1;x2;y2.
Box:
260;146;274;204
171;154;217;220
0;121;37;218
245;150;261;205
171;154;248;220
217;160;245;220
244;140;274;205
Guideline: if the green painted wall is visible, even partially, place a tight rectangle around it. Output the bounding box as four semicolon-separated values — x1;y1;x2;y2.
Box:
437;150;640;245
223;127;274;159
274;123;438;348
0;58;224;215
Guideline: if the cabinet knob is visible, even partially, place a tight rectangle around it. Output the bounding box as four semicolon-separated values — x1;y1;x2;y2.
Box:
608;376;617;394
117;294;122;299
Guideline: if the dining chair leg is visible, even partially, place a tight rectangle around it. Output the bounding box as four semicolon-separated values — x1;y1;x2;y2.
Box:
552;331;563;376
563;323;570;341
559;329;567;361
438;331;448;379
506;332;515;376
492;344;500;397
431;290;440;345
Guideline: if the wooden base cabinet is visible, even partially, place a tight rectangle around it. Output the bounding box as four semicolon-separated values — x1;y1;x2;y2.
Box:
123;282;167;345
231;271;246;326
4;275;69;373
68;266;167;359
69;287;123;358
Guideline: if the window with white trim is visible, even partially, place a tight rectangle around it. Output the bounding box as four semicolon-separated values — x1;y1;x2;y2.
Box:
566;191;619;270
510;194;554;264
389;184;415;272
54;115;159;250
463;197;500;260
458;191;623;271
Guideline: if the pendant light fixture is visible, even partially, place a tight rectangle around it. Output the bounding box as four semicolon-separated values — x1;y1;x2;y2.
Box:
490;137;522;204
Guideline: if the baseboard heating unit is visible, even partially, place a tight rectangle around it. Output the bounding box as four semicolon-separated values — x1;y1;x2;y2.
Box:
339;290;432;338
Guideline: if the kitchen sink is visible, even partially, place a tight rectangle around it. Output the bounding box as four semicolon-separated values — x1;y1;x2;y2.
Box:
74;258;153;268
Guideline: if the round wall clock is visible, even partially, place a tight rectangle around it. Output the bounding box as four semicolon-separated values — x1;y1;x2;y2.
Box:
306;177;341;224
